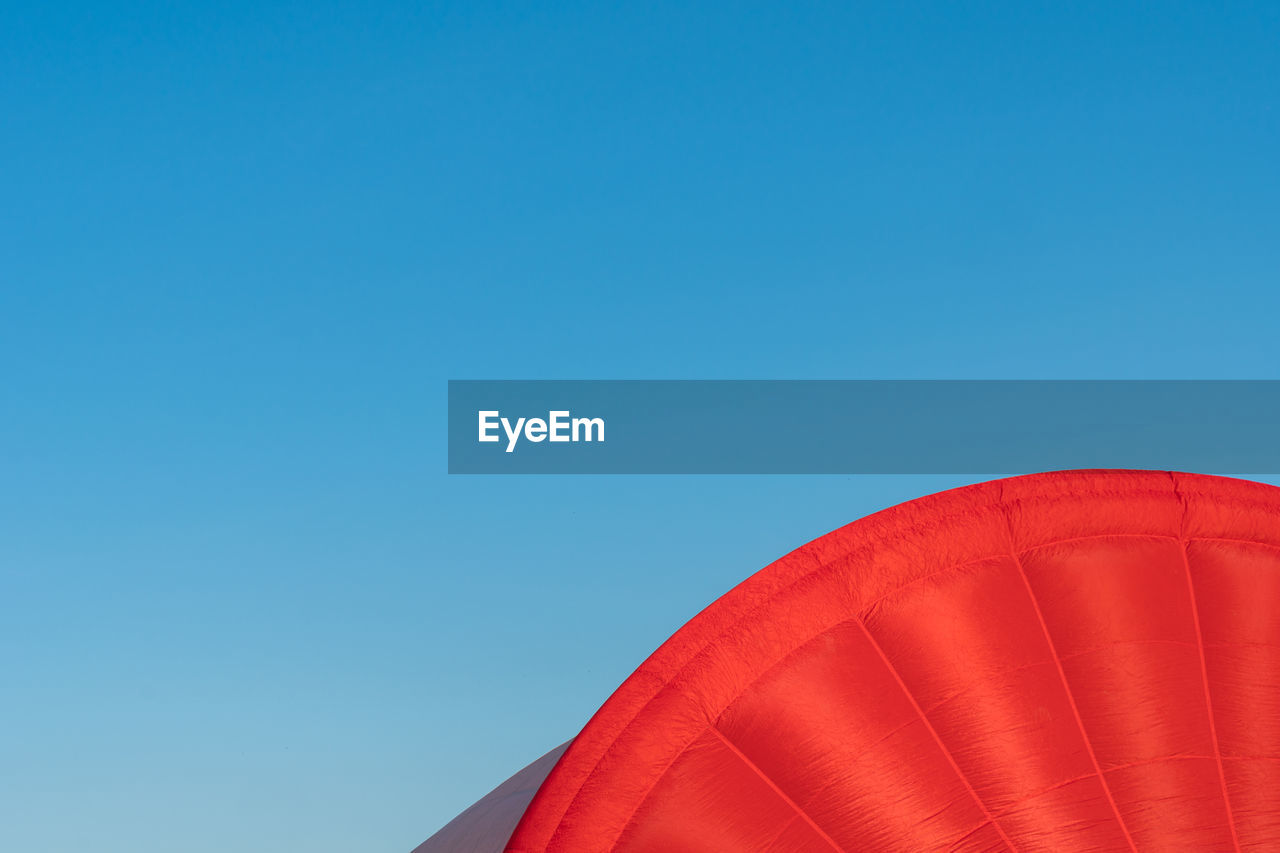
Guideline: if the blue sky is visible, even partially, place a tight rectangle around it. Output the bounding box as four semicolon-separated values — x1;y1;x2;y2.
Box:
2;2;1279;851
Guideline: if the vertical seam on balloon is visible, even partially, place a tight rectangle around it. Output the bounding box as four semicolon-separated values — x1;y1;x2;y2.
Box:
599;724;846;853
596;732;701;851
755;813;806;852
707;727;847;853
853;617;1020;853
1171;473;1243;853
999;497;1139;852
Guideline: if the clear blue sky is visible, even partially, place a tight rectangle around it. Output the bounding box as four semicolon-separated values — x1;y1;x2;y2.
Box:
2;2;1278;851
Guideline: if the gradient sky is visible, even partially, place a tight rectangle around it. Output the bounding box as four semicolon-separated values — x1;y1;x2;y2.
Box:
3;2;1279;851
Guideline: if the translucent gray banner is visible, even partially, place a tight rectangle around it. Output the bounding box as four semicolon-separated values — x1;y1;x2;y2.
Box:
447;381;1280;474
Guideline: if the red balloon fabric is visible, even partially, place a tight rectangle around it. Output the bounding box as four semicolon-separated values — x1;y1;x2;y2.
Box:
506;470;1280;852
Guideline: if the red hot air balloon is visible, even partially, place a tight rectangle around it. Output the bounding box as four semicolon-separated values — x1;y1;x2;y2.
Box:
424;470;1280;852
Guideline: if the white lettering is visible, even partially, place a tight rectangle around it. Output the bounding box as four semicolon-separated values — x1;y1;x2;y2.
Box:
572;416;605;442
548;411;570;442
478;410;605;452
478;411;500;443
502;416;526;453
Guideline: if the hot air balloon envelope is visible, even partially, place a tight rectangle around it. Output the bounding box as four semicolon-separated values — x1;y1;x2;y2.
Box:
505;470;1280;852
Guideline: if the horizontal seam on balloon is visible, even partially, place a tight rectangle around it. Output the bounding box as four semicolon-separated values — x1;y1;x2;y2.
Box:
911;637;1203;719
1018;531;1180;553
1204;639;1280;649
969;754;1219;827
1014;756;1213;813
1191;534;1280;552
719;631;1202;742
859;532;1179;615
